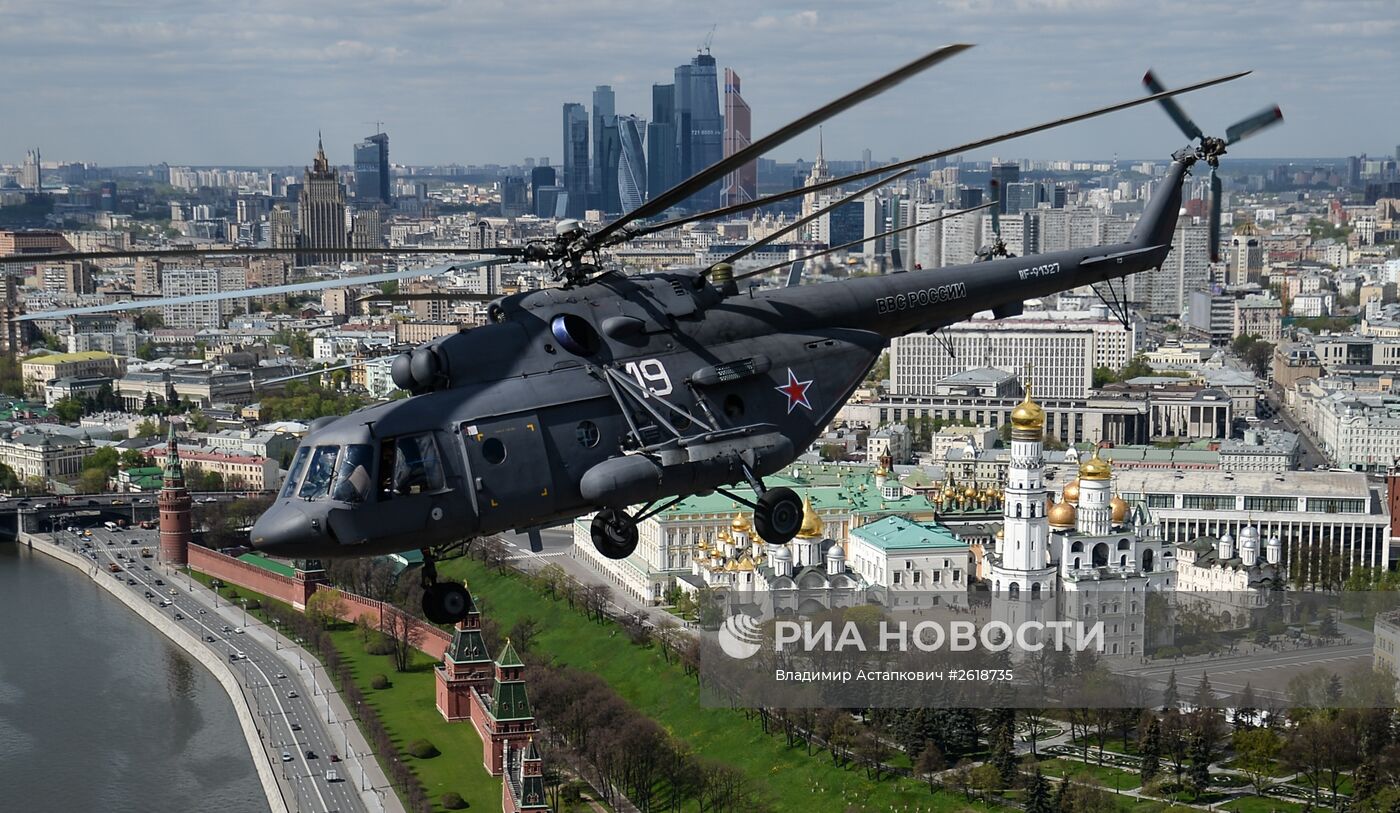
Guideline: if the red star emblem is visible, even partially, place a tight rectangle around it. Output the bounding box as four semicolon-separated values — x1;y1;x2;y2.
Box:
774;368;814;414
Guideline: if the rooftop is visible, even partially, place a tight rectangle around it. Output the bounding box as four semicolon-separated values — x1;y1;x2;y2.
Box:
23;351;116;365
850;515;964;551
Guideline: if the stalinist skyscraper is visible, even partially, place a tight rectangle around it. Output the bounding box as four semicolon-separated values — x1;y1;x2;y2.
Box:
297;135;348;267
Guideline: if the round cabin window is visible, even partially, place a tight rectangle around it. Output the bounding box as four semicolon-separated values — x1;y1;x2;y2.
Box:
482;438;507;464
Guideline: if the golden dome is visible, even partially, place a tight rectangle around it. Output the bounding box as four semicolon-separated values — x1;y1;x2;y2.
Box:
1048;500;1078;530
723;559;739;572
994;527;1005;540
1080;447;1112;481
963;484;978;499
736;554;756;572
1010;383;1046;431
797;496;825;539
1110;496;1129;523
731;512;752;532
1063;478;1081;505
874;464;888;477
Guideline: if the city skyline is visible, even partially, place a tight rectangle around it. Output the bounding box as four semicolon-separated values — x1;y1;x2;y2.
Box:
1;0;1396;167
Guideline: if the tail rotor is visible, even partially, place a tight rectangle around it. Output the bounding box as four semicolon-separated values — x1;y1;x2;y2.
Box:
1142;69;1282;262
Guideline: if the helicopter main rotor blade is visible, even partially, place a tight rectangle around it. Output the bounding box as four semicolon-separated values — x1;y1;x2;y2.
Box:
709;169;914;274
1225;105;1284;145
12;257;510;321
733;201;996;282
1142;69;1205;142
356;291;498;303
0;245;526;265
588;43;973;247
618;70;1251;241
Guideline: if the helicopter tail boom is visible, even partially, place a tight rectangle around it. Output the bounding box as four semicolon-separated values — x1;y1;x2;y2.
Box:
764;158;1189;341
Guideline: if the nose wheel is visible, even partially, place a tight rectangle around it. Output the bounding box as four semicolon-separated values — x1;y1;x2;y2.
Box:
591;508;639;560
419;549;473;625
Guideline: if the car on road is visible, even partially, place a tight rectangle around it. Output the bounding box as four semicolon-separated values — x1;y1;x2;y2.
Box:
233;627;244;634
281;752;292;763
159;599;172;607
127;579;136;585
325;769;339;783
87;499;99;506
142;565;150;571
205;635;216;642
276;673;287;679
290;723;301;731
174;612;184;620
137;498;151;504
328;754;340;763
287;691;298;699
222;625;232;632
110;499;126;505
305;750;316;759
199;497;217;503
144;591;154;598
154;579;164;586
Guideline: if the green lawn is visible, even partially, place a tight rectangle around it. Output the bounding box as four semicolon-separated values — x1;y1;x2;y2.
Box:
439;557;988;812
1070;736;1140;755
326;626;501;812
1219;757;1292;778
1036;758;1142;791
1222;795;1308;813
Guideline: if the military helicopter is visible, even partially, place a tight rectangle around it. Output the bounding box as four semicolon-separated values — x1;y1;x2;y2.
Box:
5;46;1281;623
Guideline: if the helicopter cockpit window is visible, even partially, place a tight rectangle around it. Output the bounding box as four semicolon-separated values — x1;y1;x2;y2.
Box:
330;444;374;503
281;447;310;498
297;446;340;500
384;434;445;496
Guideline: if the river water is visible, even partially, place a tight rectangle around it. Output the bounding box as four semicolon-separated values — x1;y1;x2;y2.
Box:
0;542;269;812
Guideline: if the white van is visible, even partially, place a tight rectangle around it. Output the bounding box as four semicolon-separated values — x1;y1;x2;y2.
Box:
325;769;339;783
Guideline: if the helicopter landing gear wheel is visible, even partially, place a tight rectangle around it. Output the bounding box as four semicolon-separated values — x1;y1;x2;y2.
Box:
422;582;472;625
591;509;638;560
754;486;804;544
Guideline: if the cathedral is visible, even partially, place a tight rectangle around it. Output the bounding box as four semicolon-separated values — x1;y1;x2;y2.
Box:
984;385;1176;658
681;498;868;615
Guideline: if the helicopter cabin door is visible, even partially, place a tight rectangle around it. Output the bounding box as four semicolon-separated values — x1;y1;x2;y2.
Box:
460;413;554;531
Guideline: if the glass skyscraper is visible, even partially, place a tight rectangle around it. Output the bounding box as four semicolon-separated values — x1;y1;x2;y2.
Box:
353;133;390;206
616;115;648;215
562;103;590;218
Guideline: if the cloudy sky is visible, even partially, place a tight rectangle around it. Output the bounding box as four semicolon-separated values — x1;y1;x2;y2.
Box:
2;0;1395;168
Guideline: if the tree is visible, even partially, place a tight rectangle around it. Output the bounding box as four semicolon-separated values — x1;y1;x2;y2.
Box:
818;443;846;462
78;467;109;494
83;446;120;477
509;616;540;654
1025;768;1054;813
135;418;160;437
52;397;84;423
305;589;347;629
989;719;1018;787
1233;727;1283;797
120;449;150;469
1186;732;1211;800
1139;716;1162;783
1162;669;1179;712
385;609;425;673
914;740;945;792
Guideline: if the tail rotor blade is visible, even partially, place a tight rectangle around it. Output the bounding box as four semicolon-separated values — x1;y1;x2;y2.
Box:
1225;105;1283;145
1208;169;1223;263
1142;69;1205;142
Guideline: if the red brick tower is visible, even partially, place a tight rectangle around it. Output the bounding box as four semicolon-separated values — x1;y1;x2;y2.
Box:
471;640;538;775
435;594;493;721
158;424;192;566
503;737;548;813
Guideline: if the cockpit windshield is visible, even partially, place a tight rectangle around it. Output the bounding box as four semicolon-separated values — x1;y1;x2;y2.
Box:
330;444;374;503
297;446;340;499
281;447;310;498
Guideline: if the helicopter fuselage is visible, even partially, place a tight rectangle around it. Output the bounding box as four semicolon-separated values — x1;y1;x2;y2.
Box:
249;159;1188;561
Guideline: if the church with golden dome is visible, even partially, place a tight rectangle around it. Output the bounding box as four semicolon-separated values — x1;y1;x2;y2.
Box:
984;385;1176;658
682;495;867;615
